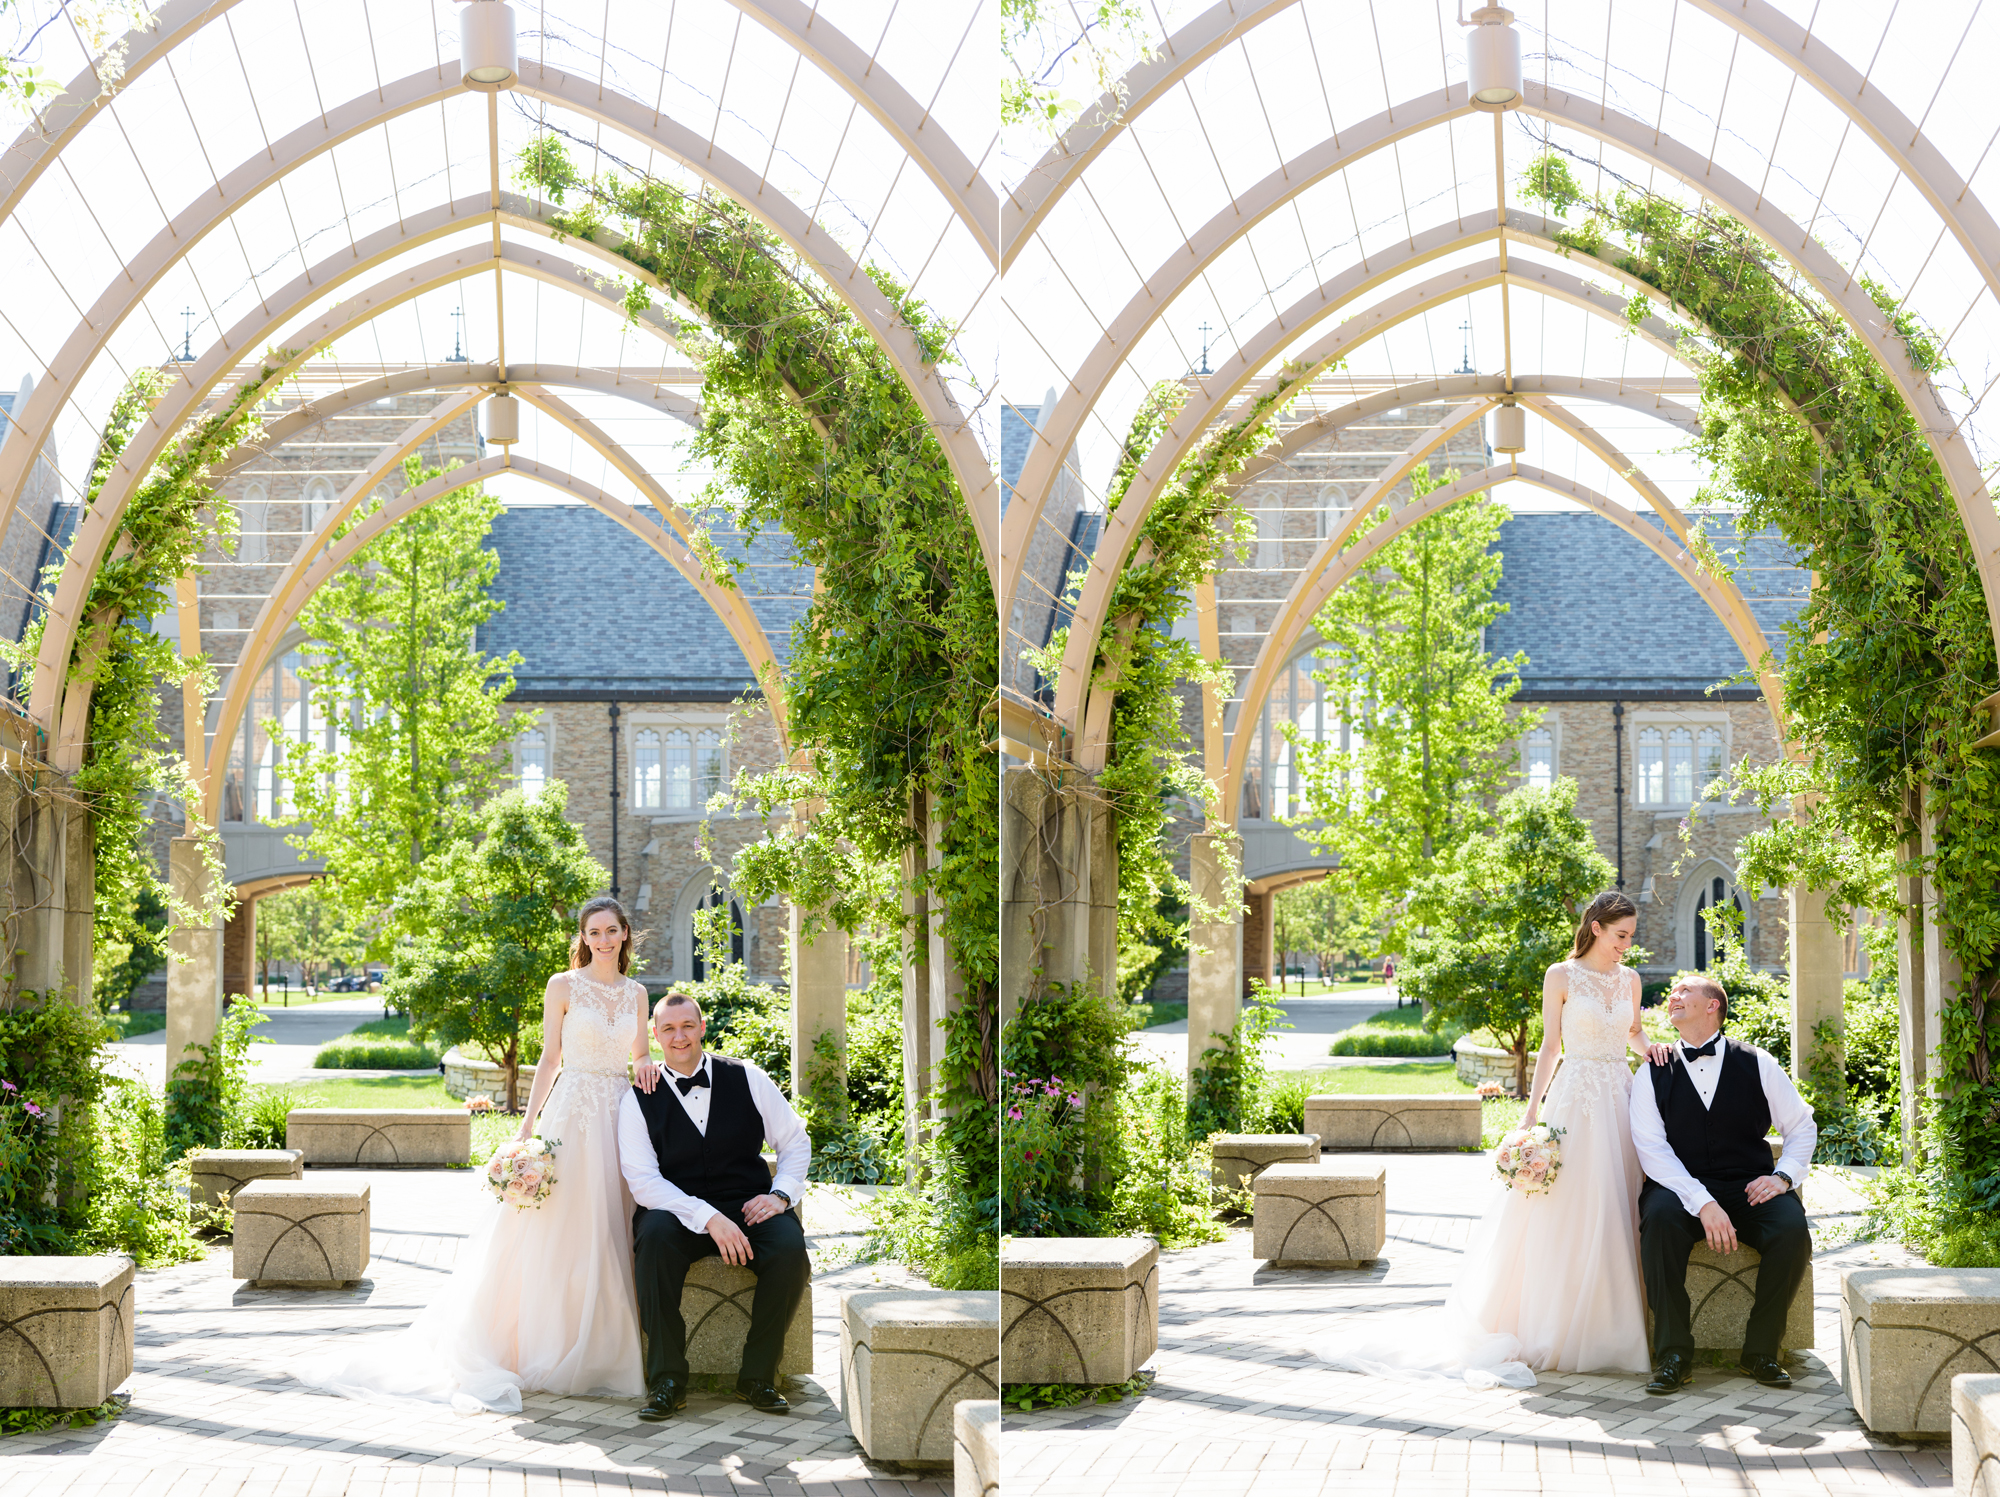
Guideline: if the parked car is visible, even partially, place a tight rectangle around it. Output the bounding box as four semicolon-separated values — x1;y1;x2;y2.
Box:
327;973;366;993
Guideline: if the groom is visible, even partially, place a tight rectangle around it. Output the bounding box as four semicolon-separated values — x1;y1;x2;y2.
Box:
615;993;812;1421
1631;975;1816;1396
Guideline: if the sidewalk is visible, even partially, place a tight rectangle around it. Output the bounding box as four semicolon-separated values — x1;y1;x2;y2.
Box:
1136;988;1451;1073
107;996;431;1088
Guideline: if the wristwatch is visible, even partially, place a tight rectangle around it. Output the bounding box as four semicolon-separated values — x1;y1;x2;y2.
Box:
770;1188;792;1205
1772;1170;1794;1191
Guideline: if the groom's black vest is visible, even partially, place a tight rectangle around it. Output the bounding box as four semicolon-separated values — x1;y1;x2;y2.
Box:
631;1054;772;1209
1647;1039;1773;1185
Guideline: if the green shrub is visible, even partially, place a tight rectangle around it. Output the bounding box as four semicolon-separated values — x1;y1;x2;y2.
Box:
702;982;790;1089
1328;1024;1459;1057
0;990;114;1254
313;1040;439;1069
1868;1114;2000;1267
1103;1064;1223;1248
865;1134;997;1290
164;1004;267;1156
80;1080;206;1267
236;1085;308;1150
1188;995;1283;1138
807;1120;889;1184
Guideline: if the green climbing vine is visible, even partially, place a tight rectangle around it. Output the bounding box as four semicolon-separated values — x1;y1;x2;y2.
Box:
515;134;997;1277
1519;151;2000;1229
4;364;280;1001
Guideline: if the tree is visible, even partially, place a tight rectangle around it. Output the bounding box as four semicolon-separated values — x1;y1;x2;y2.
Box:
386;783;608;1110
255;884;363;994
1274;879;1377;989
1399;779;1617;1097
1289;480;1538;950
280;459;534;954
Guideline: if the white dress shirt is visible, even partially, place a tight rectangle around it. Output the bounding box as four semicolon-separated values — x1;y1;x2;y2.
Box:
1628;1029;1817;1215
615;1053;811;1233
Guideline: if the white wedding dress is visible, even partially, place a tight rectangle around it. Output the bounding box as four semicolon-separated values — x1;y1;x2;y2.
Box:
298;970;649;1413
1305;960;1654;1387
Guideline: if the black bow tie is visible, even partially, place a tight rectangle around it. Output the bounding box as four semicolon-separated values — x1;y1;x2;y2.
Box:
1682;1039;1719;1061
675;1070;709;1095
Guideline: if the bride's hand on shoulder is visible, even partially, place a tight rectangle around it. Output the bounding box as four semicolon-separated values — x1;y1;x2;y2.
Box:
1644;1042;1676;1066
634;1059;661;1093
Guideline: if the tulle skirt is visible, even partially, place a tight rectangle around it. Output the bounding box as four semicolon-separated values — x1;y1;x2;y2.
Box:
297;1070;647;1414
1305;1056;1653;1387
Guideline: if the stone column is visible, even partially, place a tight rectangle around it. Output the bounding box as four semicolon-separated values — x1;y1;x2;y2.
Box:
1895;811;1928;1165
926;797;966;1125
18;783;66;997
1919;808;1959;1094
1242;886;1275;997
222;894;256;1004
60;801;93;1009
1788;883;1846;1089
901;789;932;1184
165;837;223;1086
1187;832;1244;1083
789;902;848;1117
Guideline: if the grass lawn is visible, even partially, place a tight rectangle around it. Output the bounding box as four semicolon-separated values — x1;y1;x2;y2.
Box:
105;1010;166;1039
1132;1000;1188;1030
242;988;384;1009
1265;976;1389;996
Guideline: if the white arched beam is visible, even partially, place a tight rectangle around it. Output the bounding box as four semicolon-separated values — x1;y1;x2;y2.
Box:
0;61;995;591
1220;463;1788;822
201;456;786;824
31;239;707;740
1054;253;1693;735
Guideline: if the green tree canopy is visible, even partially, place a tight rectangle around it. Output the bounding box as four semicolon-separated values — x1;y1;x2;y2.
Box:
1274;879;1378;989
254;883;363;994
1400;779;1617;1096
282;458;533;954
1289;482;1536;950
386;783;608;1111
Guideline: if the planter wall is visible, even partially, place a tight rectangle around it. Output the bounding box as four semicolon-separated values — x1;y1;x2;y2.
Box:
441;1045;538;1106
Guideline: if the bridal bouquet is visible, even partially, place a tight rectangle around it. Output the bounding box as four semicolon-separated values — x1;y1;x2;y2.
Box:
485;1136;560;1209
1492;1124;1565;1195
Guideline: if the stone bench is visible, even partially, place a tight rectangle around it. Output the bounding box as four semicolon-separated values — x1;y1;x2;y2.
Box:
1252;1163;1386;1268
0;1256;134;1407
1955;1374;2000;1497
1843;1269;2000;1438
954;1399;999;1497
1303;1094;1481;1151
232;1180;371;1288
1644;1242;1813;1354
840;1290;1000;1466
188;1148;304;1209
286;1108;471;1166
1000;1237;1158;1385
680;1254;814;1376
1209;1133;1320;1192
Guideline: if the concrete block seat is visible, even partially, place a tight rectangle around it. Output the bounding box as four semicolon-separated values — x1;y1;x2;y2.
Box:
187;1148;304;1209
1843;1269;2000;1438
1646;1242;1814;1354
1209;1134;1320;1192
1000;1236;1158;1386
232;1180;371;1288
679;1256;815;1377
840;1290;1000;1466
1303;1094;1481;1151
286;1108;471;1166
1957;1375;2000;1497
954;1399;1000;1497
1252;1164;1387;1268
0;1256;134;1407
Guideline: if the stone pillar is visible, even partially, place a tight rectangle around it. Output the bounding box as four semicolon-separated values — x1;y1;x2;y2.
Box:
1919;808;1959;1096
1187;832;1244;1083
1242;886;1275;998
60;801;93;1009
789;902;848;1116
926;797;966;1126
1896;818;1928;1165
18;784;66;997
901;789;932;1184
1788;883;1846;1089
222;893;255;1004
165;837;223;1086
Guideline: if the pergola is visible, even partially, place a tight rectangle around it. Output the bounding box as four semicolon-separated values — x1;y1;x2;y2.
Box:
995;1;2000;1120
0;0;998;1140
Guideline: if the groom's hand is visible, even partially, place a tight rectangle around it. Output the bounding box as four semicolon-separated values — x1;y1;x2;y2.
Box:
741;1193;787;1226
705;1213;754;1265
1744;1174;1790;1206
1698;1201;1739;1253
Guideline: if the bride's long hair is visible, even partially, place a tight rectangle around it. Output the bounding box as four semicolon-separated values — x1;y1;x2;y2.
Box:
571;895;633;973
1570;890;1638;959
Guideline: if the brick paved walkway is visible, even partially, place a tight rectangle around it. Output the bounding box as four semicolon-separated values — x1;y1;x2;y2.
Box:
1;1171;946;1497
1007;1155;1948;1497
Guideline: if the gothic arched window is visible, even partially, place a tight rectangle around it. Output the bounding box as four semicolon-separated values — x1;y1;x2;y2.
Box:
633;729;662;809
1635;728;1665;805
516;728;549;796
1523;726;1555;788
691;888;744;979
663;730;692;809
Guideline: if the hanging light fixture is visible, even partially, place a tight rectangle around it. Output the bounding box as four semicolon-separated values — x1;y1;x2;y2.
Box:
1463;5;1522;110
485;393;520;446
459;1;518;91
1491;401;1526;454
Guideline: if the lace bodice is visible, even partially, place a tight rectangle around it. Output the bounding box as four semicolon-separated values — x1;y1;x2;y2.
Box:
560;970;643;1078
1560;960;1635;1062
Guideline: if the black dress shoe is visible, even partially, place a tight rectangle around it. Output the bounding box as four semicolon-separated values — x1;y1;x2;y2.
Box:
1739;1352;1791;1388
1645;1352;1694;1395
734;1377;789;1412
636;1380;689;1421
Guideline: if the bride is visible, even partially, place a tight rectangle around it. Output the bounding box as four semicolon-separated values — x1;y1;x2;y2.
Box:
300;896;661;1413
1308;890;1670;1387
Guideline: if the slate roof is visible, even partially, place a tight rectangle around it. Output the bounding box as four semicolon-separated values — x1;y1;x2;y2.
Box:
477;505;809;698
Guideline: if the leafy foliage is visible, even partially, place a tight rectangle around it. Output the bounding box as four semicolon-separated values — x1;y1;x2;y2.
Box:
0;991;112;1253
164;1004;268;1157
1399;780;1618;1097
255;884;364;993
1274;879;1380;989
284;460;530;957
388;784;608;1111
1290;483;1535;948
1521;150;2000;1228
